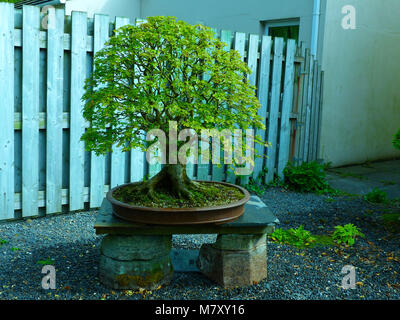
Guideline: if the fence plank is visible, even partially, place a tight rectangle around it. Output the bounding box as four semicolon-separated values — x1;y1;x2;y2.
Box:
89;14;109;207
0;3;15;220
265;37;284;183
226;32;246;184
296;47;310;165
69;11;87;211
46;8;65;214
109;16;130;187
22;5;40;217
197;28;217;181
303;52;314;163
252;35;272;182
237;33;259;186
309;60;318;161
212;29;232;182
316;70;324;160
277;39;296;178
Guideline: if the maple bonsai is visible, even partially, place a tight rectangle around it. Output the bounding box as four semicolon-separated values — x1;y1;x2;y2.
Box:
81;16;265;205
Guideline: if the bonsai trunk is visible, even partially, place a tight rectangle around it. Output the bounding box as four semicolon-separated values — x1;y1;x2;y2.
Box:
139;164;202;200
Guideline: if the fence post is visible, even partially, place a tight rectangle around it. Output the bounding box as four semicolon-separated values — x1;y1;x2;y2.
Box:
0;3;15;220
277;39;296;178
69;11;88;211
46;8;65;214
22;5;40;217
265;37;284;183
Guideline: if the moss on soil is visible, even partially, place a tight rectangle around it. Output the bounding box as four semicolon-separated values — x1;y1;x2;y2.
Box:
113;181;245;208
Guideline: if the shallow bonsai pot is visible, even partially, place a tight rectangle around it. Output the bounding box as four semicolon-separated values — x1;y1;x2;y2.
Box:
106;181;250;225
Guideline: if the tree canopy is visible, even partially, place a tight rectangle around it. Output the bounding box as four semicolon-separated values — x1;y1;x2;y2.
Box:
81;16;265;156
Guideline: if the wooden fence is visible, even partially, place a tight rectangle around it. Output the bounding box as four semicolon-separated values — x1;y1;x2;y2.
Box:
0;3;323;221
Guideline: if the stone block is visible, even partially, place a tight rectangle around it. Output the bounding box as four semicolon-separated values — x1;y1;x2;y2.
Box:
101;234;172;261
197;234;267;288
99;234;173;290
212;234;267;251
99;253;173;290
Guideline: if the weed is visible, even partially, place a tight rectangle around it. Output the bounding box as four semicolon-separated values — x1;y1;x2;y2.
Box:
283;161;333;194
37;259;55;265
382;211;400;233
332;224;365;246
364;188;388;204
270;225;316;249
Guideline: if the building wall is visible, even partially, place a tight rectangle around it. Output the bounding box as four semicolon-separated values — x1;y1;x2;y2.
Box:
64;0;141;20
141;0;327;59
319;0;400;166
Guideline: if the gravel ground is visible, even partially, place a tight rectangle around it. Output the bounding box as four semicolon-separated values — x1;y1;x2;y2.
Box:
0;187;399;300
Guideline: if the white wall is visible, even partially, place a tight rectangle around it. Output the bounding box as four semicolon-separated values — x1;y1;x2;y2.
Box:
319;0;400;166
141;0;327;59
65;0;140;20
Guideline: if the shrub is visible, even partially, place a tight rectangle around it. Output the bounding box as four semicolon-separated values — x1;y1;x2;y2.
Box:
364;188;387;204
393;128;400;150
270;225;316;248
283;161;331;194
332;224;364;246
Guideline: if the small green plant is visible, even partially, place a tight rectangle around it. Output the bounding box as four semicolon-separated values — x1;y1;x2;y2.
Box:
364;188;387;204
10;247;21;252
270;225;316;248
393;128;400;150
0;239;8;245
37;259;55;265
332;224;365;246
283;161;332;194
244;167;268;196
382;211;400;233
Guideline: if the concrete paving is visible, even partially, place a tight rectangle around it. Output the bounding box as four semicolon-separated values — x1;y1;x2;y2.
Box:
326;159;400;199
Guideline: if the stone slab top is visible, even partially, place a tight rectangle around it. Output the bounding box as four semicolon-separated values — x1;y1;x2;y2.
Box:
94;195;279;235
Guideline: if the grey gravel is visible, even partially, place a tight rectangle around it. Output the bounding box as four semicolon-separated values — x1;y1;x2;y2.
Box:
0;187;399;300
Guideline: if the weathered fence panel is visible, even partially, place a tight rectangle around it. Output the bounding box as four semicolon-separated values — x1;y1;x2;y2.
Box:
265;37;284;183
0;3;15;220
0;4;323;221
89;14;108;208
46;8;64;214
21;6;40;217
69;11;87;211
277;39;296;178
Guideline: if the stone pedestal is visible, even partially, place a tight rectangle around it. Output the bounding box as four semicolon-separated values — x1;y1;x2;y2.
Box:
197;234;267;288
99;235;173;290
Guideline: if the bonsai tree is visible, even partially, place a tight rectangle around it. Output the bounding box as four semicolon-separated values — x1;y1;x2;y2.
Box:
81;16;265;202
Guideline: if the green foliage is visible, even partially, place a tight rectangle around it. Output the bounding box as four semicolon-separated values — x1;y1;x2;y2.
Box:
332;224;364;246
244;167;268;196
0;0;21;3
270;225;316;249
364;188;387;204
393;128;400;150
283;161;332;194
382;211;400;234
37;259;55;265
0;239;8;245
10;247;20;252
81;16;265;156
